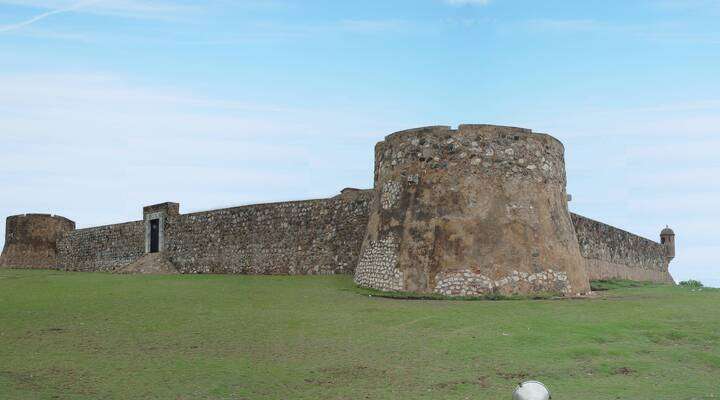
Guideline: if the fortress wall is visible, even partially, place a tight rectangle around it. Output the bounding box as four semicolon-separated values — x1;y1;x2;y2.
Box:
58;221;145;272
164;190;372;275
571;213;673;283
356;125;590;296
1;123;675;289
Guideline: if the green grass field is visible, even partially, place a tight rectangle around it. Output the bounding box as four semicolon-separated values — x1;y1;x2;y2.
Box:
1;270;718;400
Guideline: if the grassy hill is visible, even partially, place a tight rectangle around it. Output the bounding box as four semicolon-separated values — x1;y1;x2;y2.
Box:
1;270;718;399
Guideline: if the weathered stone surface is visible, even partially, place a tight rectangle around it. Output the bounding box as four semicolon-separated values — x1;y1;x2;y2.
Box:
58;221;145;272
355;124;590;295
354;232;403;291
164;193;371;275
572;213;674;283
434;269;570;297
0;214;75;269
53;191;371;274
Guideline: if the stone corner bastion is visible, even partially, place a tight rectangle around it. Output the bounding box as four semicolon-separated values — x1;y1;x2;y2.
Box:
354;124;591;296
0;213;76;269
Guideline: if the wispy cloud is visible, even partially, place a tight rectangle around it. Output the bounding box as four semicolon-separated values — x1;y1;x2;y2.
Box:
0;0;96;33
0;0;196;21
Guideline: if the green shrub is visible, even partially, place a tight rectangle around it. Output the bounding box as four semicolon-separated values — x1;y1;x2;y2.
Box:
679;279;704;288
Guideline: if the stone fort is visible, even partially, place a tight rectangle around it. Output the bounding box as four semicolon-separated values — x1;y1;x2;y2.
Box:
0;124;676;296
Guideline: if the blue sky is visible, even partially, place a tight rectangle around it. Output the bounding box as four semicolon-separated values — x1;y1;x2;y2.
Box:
1;0;719;286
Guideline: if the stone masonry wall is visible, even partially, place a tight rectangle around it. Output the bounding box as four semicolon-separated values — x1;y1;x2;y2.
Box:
571;213;673;283
52;191;371;274
48;201;672;284
164;191;371;274
58;221;145;272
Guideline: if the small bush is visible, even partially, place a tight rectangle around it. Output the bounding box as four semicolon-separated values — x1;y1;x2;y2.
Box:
679;279;704;288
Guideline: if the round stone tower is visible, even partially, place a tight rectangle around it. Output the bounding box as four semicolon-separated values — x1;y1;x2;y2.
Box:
354;124;590;296
0;214;75;269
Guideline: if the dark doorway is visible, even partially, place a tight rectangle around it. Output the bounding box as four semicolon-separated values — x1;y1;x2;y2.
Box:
150;219;160;253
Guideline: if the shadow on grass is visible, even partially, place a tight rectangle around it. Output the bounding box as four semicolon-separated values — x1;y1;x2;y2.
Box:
589;279;664;291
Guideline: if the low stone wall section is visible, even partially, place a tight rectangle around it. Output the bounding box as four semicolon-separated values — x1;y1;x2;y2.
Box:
164;191;372;275
571;213;673;283
58;221;145;272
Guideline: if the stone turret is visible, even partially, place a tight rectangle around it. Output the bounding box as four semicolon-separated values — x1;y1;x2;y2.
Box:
0;214;75;269
354;124;590;296
660;226;675;262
